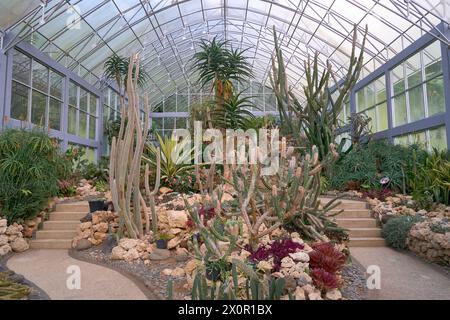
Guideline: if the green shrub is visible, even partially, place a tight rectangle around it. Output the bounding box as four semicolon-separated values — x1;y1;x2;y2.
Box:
410;149;450;206
329;140;426;191
0;129;70;222
381;215;423;250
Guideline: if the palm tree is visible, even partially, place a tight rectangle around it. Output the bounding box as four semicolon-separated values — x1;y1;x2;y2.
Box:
192;37;253;107
104;54;149;95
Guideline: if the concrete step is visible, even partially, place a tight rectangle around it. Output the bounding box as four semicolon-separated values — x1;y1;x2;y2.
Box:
348;237;386;247
35;230;77;240
330;210;371;218
30;239;72;249
42;221;80;230
336;218;378;228
349;228;382;238
49;212;86;221
320;198;368;210
55;202;89;213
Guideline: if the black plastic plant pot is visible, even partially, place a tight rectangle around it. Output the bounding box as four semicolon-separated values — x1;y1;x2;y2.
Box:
88;199;105;213
205;265;221;282
156;239;168;249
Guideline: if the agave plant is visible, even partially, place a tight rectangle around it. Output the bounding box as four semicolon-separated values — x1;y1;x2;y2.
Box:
143;133;196;183
192;37;253;106
211;92;257;130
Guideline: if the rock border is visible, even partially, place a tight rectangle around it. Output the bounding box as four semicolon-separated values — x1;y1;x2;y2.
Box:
0;253;50;300
68;248;162;300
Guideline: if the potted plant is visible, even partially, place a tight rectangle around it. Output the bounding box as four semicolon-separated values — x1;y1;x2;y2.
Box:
155;233;172;249
88;198;106;213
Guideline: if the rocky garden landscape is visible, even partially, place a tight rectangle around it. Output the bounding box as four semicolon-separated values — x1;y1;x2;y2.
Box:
0;23;449;301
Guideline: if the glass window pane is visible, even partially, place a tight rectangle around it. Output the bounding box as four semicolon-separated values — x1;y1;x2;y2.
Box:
103;105;110;124
49;98;61;131
429;126;447;152
11;81;29;121
394;135;409;146
89;116;96;140
79;111;87;138
410;131;427;149
366;108;377;132
426;76;445;116
377;102;388;131
80;89;88;112
365;85;375;108
32;61;48;93
12;50;31;85
392;64;405;95
176;117;187;128
406;52;422;88
90;94;97;116
356;89;365;112
408;86;425;122
152;118;163;131
49;71;63;99
393;94;407;127
68;106;77;135
164;117;175;130
69;82;78;106
31;90;47;126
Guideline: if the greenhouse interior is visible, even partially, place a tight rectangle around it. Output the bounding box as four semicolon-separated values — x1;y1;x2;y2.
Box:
0;0;449;302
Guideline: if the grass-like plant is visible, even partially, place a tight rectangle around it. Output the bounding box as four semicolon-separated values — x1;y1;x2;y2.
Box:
0;129;71;222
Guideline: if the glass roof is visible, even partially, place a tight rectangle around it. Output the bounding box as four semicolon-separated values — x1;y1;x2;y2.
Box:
3;0;450;104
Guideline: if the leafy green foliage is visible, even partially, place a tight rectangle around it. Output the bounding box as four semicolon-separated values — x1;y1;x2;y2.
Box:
0;129;71;222
211;92;256;129
329;140;427;191
192;36;252;103
381;215;423;250
143;133;195;189
103;54;149;90
410;149;450;206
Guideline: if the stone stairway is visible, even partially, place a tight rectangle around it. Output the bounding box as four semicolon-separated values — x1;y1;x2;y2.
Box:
321;198;385;247
30;202;88;249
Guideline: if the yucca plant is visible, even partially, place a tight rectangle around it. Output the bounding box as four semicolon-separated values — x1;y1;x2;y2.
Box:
143;133;196;183
211;92;257;130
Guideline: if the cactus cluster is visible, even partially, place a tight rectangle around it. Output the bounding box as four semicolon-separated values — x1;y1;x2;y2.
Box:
270;25;367;160
0;271;31;300
180;259;290;300
180;140;346;300
109;54;161;239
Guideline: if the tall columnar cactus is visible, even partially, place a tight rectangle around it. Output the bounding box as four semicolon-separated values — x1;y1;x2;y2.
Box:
109;54;155;239
270;24;367;160
144;149;161;235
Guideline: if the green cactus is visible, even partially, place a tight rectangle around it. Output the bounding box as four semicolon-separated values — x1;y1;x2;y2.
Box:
109;54;157;239
0;272;31;300
270;24;367;160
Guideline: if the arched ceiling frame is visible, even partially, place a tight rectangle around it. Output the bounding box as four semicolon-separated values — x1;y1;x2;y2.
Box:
2;0;449;105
